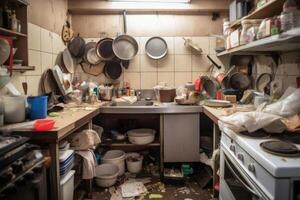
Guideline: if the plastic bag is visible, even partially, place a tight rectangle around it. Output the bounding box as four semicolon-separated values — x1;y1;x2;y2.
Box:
263;88;300;117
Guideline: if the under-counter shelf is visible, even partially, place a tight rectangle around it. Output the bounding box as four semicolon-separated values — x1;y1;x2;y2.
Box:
230;0;285;29
217;28;300;57
100;138;160;147
0;27;27;37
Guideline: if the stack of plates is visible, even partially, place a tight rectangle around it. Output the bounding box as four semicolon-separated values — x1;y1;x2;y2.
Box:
59;149;74;177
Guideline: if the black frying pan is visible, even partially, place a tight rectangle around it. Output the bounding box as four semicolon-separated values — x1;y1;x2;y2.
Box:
68;34;85;58
104;61;123;80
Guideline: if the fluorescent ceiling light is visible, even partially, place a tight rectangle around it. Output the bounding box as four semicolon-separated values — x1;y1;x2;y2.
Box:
109;0;190;3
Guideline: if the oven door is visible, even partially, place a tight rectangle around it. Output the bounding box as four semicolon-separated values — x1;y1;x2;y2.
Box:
220;148;266;200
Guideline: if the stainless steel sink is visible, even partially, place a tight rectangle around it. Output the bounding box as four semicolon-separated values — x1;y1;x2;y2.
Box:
108;100;154;107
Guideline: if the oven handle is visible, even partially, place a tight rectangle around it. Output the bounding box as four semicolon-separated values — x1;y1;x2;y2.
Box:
224;155;261;199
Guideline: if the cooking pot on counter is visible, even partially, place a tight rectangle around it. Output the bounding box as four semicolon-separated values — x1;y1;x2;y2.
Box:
99;85;114;101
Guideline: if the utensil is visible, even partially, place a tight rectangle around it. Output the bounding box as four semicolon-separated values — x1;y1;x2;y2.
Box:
67;34;85;58
256;73;272;94
183;37;203;53
22;82;27;95
96;37;115;61
207;55;222;70
112;10;138;61
145;36;168;60
104;61;123;80
62;48;75;74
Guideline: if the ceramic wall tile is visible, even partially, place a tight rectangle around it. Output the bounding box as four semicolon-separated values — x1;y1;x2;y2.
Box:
124;72;141;89
26;75;41;96
41;28;53;53
191;37;210;55
26;50;42;76
10;75;26;95
174;37;191;54
28;23;41;51
192;72;205;81
41;52;53;72
158;55;174;72
175;72;192;87
141;72;157;89
162;37;174;55
209;37;217;55
140;37;151;55
126;55;140;72
141;55;157;72
175;55;192;72
158;72;174;87
192;55;211;72
52;32;63;54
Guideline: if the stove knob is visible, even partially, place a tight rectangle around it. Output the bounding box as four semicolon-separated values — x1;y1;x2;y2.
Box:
229;145;236;153
248;163;255;173
237;153;244;162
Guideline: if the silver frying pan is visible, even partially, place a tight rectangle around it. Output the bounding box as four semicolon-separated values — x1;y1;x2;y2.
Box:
145;36;168;60
112;10;138;61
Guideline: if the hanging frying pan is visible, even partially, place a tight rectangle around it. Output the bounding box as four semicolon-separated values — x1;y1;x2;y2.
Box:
84;42;101;65
68;34;85;58
104;61;123;80
62;48;75;74
96;38;115;61
145;36;168;60
112;10;138;61
81;62;105;76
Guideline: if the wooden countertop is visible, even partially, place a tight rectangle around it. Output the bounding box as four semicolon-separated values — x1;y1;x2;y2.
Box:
2;103;104;143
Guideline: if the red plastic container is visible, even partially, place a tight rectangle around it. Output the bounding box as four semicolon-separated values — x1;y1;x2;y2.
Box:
34;119;55;131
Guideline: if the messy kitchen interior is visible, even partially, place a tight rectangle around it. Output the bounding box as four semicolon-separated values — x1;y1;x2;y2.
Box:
0;0;300;199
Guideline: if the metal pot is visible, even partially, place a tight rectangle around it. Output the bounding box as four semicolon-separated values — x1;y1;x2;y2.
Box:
99;85;113;101
112;10;138;61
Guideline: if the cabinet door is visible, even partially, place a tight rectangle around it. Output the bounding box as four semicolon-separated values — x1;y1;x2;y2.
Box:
163;114;200;162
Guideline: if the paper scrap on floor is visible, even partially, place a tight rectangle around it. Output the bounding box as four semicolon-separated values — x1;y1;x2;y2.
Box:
121;182;148;198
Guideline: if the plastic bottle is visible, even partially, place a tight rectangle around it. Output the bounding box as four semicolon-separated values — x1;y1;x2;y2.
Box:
11;10;18;31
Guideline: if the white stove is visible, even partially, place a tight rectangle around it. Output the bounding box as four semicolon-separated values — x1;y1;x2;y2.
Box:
220;127;300;200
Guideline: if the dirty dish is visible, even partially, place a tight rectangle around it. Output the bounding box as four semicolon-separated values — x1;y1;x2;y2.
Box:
63;48;75;73
204;99;232;108
95;163;119;187
34;119;55;131
127;129;156;145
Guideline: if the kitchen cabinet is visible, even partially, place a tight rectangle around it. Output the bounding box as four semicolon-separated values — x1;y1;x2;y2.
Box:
163;114;200;162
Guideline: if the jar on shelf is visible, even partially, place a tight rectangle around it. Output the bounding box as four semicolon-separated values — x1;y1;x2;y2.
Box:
280;10;300;32
240;19;262;45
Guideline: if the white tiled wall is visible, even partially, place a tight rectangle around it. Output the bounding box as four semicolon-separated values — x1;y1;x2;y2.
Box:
4;23;66;96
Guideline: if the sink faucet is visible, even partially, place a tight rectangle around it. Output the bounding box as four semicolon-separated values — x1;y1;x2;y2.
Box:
136;91;142;101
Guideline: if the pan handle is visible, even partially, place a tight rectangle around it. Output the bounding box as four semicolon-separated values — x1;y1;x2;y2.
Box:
207;55;221;70
123;10;127;34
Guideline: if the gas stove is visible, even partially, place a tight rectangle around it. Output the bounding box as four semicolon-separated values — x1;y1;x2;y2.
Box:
220;128;300;200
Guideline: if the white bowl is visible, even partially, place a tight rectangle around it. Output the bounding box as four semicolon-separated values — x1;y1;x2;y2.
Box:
102;150;126;176
127;129;156;145
95;163;119;187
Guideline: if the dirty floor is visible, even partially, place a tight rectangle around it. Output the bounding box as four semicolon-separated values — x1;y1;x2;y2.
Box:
92;176;213;200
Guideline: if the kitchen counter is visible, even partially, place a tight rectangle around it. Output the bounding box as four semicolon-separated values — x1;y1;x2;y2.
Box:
100;102;203;114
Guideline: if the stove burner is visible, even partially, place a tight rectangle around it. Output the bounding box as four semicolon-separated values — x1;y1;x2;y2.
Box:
239;129;270;138
260;140;300;157
280;133;300;145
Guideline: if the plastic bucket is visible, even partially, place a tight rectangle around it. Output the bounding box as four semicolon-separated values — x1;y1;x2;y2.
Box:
102;150;125;176
126;153;143;174
27;96;48;120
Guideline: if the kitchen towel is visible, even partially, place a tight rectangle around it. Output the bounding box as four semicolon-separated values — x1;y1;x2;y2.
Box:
76;149;97;179
70;129;101;150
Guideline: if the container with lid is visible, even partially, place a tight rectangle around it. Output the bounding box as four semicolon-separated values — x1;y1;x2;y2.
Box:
240;19;262;45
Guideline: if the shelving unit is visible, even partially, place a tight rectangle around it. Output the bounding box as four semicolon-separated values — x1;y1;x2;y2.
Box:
218;28;300;56
100;138;161;147
0;0;32;73
230;0;285;29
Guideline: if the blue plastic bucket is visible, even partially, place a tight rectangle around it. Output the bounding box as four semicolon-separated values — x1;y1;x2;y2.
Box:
27;96;48;120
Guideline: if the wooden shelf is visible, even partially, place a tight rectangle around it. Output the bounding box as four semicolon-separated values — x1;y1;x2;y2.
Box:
0;27;27;37
100;139;161;147
11;65;35;72
217;28;300;57
230;0;285;29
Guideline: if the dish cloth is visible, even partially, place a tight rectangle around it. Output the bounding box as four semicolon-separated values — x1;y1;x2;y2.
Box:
76;150;97;179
